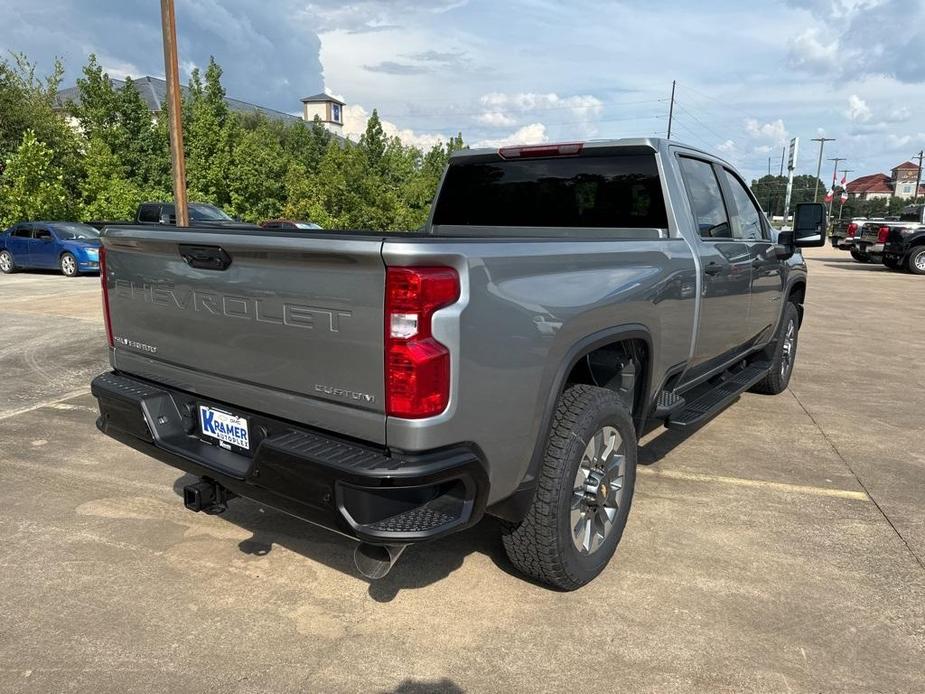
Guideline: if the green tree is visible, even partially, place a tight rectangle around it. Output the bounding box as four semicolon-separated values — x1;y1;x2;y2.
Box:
185;58;235;205
78;136;147;221
227;120;288;222
360;109;387;172
0;53;82;199
69;54;120;141
0;130;72;226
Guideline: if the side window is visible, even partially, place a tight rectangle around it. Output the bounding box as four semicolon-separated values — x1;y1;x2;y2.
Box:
723;170;767;241
678;156;732;239
35;226;53;240
138;204;160;223
13;226;33;238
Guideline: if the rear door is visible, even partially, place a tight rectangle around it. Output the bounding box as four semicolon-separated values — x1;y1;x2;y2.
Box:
719;168;784;343
103;227;388;443
676;155;753;379
9;225;34;266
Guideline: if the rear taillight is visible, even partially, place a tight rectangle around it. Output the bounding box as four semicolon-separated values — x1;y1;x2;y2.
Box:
498;142;583;159
385;266;460;418
878;226;890;243
847;223;858;237
100;245;113;347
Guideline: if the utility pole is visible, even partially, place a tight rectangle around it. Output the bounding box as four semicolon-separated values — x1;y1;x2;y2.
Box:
827;156;845;219
768;157;772;177
838;168;854;222
160;0;189;227
779;146;785;177
913;149;924;203
811;137;836;202
667;80;676;140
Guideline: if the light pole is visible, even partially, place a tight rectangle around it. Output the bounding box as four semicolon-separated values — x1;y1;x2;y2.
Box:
811;137;836;202
827;156;845;219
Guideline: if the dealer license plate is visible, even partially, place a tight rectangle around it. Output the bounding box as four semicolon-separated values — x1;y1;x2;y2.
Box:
199;405;250;451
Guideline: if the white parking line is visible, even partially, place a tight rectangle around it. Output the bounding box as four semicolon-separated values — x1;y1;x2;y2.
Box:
0;389;91;421
638;467;868;500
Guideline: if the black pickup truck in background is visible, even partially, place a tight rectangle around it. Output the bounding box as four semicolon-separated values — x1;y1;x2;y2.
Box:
858;204;925;273
88;202;259;230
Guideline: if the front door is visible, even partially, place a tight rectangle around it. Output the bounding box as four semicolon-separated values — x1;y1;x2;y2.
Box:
719;168;785;343
676;155;754;381
31;225;58;268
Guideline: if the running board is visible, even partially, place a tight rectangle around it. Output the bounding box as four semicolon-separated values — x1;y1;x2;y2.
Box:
666;361;771;430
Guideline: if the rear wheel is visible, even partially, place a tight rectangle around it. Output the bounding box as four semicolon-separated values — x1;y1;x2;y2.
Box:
501;384;637;590
850;249;871;263
751;302;800;395
908;248;925;276
60;252;79;277
0;250;15;274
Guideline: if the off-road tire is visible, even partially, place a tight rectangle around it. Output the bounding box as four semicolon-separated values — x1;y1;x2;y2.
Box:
850;249;871;263
750;302;800;395
0;250;15;274
907;247;925;275
501;385;637;591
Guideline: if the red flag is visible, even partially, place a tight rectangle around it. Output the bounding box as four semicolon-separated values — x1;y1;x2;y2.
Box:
824;188;834;203
839;175;849;203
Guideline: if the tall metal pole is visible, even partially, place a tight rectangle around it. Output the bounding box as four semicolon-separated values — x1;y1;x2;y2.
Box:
779;146;785;177
667;80;676;140
913;150;924;203
811;137;835;202
160;0;189;227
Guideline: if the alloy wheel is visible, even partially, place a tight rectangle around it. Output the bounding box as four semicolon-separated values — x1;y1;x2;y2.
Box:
62;255;76;276
914;251;925;273
0;252;11;272
780;319;796;378
570;425;625;555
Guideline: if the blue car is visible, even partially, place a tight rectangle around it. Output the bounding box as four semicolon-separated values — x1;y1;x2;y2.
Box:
0;221;101;277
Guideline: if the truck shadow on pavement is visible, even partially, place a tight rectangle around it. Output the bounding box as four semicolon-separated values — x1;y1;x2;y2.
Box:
171;473;517;602
821;262;888;272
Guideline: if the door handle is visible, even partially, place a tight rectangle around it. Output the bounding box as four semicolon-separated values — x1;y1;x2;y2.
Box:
703;262;723;276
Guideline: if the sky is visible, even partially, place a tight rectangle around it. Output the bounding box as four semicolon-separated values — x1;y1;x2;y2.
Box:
1;0;924;184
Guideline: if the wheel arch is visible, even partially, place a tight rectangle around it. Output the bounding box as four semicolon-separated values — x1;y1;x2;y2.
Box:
487;324;654;523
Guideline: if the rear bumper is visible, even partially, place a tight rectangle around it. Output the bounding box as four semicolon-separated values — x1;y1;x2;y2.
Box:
91;371;489;545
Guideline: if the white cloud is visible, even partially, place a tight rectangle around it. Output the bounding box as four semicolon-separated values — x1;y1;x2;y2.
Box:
341;103;448;149
477;111;517;127
787;28;839;71
886;105;912;123
473;123;549;148
845;94;872;122
717;139;736;154
744;118;788;145
479;92;602;120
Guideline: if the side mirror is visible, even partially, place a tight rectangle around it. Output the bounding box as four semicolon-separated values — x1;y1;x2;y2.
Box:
792;202;827;247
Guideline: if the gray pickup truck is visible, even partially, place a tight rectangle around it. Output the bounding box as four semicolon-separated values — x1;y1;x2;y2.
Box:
90;139;825;589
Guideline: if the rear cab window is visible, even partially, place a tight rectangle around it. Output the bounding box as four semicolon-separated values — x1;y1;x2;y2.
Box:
431;152;668;234
677;156;732;239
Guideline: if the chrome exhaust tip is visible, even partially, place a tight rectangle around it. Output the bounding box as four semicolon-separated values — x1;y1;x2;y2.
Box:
353;543;407;579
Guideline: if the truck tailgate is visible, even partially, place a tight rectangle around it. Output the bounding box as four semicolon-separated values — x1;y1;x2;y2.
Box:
102;227;387;443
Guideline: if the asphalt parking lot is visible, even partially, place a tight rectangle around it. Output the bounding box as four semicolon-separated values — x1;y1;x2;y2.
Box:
1;248;923;693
